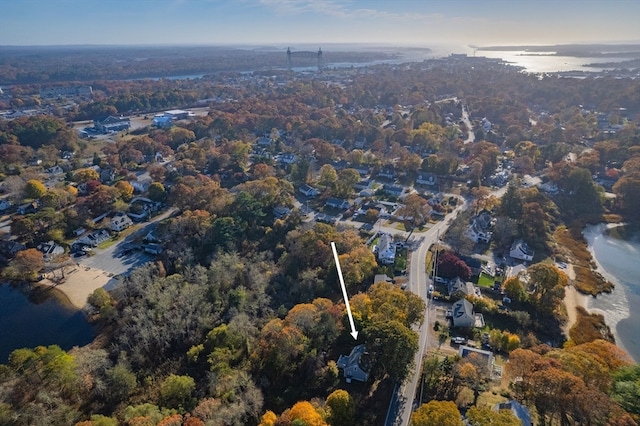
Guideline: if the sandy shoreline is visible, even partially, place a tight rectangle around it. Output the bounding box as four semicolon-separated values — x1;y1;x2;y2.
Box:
38;265;118;310
562;282;589;336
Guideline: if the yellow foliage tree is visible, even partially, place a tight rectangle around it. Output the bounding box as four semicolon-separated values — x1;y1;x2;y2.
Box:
288;401;327;426
258;410;277;426
411;400;463;426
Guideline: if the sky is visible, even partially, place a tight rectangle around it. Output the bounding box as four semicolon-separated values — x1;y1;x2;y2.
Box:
0;0;639;47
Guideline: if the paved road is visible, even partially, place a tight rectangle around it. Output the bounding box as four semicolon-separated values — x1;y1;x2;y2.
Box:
387;200;468;426
461;104;475;144
77;208;177;278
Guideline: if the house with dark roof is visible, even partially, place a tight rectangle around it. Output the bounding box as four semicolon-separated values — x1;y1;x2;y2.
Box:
37;240;65;261
299;184;319;198
325;198;350;210
449;299;484;328
336;344;370;383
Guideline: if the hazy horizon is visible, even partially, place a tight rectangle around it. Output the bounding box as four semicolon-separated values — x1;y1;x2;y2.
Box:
1;0;638;47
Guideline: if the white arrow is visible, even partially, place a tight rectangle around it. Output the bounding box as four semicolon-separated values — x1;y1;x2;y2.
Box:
331;241;358;340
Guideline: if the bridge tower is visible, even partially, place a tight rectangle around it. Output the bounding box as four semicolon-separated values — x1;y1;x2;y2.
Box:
286;47;324;71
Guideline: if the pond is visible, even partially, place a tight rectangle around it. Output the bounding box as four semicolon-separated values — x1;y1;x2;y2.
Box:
0;283;95;363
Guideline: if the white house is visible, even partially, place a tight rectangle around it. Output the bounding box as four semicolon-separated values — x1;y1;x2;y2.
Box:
377;233;396;265
510;240;534;262
336;344;370;383
465;223;492;243
111;213;133;232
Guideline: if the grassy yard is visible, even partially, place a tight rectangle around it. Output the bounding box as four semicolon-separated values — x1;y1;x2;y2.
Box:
477;272;496;288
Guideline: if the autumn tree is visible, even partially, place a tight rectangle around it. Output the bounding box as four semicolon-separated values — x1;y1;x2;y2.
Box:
73;168;100;183
114;180;134;201
4;248;44;281
466;406;520;426
318;163;338;189
160;374;196;410
411;400;463;426
325;389;355;426
365;320;418;381
398;193;432;229
502;276;527;302
526;263;567;314
24;179;46;199
436;250;471;280
148;182;167;202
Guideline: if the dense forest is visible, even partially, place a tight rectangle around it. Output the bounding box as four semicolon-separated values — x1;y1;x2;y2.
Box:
1;52;639;425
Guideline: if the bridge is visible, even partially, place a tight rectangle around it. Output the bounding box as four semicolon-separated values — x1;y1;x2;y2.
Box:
286;47;324;70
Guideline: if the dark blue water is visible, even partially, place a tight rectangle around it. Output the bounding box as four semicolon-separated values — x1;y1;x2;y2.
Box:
0;283;95;363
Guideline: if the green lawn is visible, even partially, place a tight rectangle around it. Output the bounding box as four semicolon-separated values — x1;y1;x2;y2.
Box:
477;272;496;288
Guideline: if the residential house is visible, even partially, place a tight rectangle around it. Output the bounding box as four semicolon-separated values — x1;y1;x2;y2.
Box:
299;184;319;198
37;240;65;261
377;168;396;180
273;205;291;219
111;213;133;232
459;345;494;370
465;223;492;243
377;233;396;265
256;137;273;148
278;153;297;165
100;168;117;184
448;277;477;298
456;255;482;276
46;165;65;176
510;240;534;262
465;210;494;243
385;185;405;198
450;299;485;328
0;199;12;211
325;198;350;210
373;274;393;284
0;241;26;258
336;344;370;383
78;229;110;247
494;401;532;426
416;173;438;186
17;201;39;215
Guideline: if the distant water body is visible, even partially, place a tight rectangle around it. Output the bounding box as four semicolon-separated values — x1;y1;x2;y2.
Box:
583;224;640;363
0;284;95;364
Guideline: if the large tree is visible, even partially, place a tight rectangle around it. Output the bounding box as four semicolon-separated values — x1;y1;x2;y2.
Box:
411;400;463;426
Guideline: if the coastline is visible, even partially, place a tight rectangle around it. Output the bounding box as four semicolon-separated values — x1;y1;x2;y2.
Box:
37;266;116;310
581;223;639;363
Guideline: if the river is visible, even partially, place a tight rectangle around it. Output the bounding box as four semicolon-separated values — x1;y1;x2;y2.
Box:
583;224;640;363
0;283;95;364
